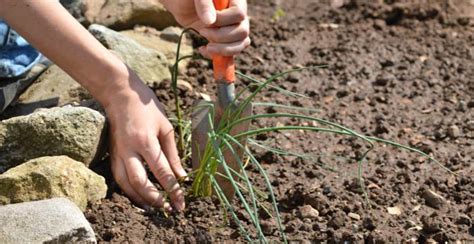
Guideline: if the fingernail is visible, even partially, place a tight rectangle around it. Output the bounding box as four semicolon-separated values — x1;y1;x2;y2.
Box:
163;202;173;212
174;203;185;212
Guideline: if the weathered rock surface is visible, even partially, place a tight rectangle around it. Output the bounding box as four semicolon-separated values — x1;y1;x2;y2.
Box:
0;106;106;171
13;65;90;114
0;198;96;243
89;24;170;86
0;156;107;211
121;26;192;69
84;0;177;30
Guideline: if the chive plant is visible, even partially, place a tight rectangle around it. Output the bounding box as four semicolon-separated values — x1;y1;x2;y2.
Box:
169;29;451;243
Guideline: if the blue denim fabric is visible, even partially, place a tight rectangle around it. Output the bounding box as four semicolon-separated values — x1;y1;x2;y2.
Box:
0;19;42;78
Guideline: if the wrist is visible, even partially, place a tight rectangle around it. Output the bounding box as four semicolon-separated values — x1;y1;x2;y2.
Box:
91;55;143;110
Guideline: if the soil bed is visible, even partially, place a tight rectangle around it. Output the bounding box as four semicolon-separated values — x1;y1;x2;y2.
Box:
86;0;473;242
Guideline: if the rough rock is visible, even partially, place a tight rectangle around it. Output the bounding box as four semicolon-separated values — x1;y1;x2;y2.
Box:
12;65;91;115
348;212;361;220
447;125;461;138
260;219;277;235
177;79;194;92
60;0;88;25
422;189;447;209
121;26;193;69
160;26;183;42
0;156;107;211
0;106;106;171
89;24;170;86
0;198;96;243
299;204;319;219
84;0;177;30
467;120;474;131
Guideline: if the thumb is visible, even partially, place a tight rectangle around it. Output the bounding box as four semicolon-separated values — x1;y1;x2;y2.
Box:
194;0;216;25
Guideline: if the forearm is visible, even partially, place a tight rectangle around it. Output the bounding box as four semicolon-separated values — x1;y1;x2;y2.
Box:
0;0;136;108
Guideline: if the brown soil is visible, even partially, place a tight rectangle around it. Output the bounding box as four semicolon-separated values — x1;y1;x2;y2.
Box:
85;0;473;242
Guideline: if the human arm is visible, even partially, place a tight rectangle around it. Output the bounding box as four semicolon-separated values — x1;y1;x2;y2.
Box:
0;0;187;211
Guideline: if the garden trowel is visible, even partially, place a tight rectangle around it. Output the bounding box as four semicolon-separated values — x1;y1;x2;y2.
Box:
192;0;253;199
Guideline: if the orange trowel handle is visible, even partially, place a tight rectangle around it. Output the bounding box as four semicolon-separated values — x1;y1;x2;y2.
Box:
212;0;235;83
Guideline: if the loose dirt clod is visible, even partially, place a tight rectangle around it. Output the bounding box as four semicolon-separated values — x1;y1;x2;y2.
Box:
422;189;447;209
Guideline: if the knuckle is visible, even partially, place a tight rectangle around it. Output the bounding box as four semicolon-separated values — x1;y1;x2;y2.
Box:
235;8;246;21
237;28;250;41
128;173;144;187
132;132;149;147
162;122;174;134
152;195;166;208
114;175;127;187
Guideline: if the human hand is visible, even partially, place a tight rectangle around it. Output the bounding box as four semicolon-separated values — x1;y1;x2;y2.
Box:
161;0;250;57
105;69;187;212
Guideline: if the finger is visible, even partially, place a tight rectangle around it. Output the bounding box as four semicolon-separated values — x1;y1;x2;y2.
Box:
213;5;246;27
111;157;148;208
198;46;212;59
158;125;188;179
194;0;217;25
205;36;251;56
123;154;172;212
140;138;185;212
201;18;249;43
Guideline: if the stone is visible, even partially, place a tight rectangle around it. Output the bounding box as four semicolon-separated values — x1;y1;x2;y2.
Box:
177;79;193;92
89;24;170;86
60;0;88;25
422;189;447;209
0;156;107;211
387;206;402;215
466;121;474;131
0;198;96;243
447;125;461;138
421;214;442;233
455;214;471;226
0;106;106;171
260;219;276;235
299;204;319;219
160;26;183;43
348;212;361;220
12;65;91;115
120;26;192;69
328;211;346;229
84;0;177;30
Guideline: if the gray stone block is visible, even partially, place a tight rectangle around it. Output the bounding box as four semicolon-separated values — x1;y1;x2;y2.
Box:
0;198;96;243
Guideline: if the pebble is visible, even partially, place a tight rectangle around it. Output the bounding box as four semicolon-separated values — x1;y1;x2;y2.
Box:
260;219;276;235
458;100;467;112
421;214;442;233
387;206;402;215
328;211;345;229
287;73;300;83
426;238;437;244
160;26;182;43
422;189;447;209
177;79;193;92
466;121;474;131
373;74;390;86
348;212;361;221
455;214;471;226
447;125;461;138
363;217;376;231
299;205;319;219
